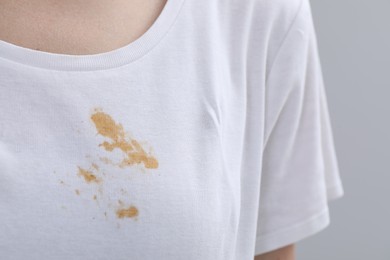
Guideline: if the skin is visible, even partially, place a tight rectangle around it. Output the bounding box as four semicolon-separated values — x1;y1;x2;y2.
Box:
255;244;295;260
0;0;167;55
1;1;296;259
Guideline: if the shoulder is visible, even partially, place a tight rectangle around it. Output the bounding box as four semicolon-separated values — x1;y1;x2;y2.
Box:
247;0;310;37
234;0;314;70
252;0;304;19
216;0;310;47
231;0;306;25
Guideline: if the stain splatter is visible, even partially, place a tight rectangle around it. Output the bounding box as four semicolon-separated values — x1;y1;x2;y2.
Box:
58;107;160;221
99;156;115;166
58;180;71;187
77;166;101;183
91;163;99;170
90;108;158;169
116;205;139;219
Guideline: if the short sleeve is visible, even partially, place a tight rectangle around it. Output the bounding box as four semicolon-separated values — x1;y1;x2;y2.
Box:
254;0;345;255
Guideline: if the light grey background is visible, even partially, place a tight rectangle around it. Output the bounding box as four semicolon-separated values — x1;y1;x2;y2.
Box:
296;0;390;259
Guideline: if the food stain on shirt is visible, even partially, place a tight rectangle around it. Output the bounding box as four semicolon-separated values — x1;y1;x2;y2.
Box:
90;108;159;170
116;205;139;219
77;166;101;183
91;163;99;171
58;179;71;187
99;156;115;167
59;107;161;222
115;200;138;219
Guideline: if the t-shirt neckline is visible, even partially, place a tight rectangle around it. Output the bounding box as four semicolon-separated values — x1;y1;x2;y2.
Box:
0;0;185;72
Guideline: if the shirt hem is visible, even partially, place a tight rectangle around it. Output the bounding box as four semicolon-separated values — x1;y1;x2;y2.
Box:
254;206;330;256
326;182;345;202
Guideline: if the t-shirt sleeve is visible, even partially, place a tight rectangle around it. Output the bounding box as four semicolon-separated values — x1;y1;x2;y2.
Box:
254;0;345;255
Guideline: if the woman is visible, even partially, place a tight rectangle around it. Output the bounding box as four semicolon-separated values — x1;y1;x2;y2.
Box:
0;0;344;259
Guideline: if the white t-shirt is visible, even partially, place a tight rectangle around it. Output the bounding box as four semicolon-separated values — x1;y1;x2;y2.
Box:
0;0;345;259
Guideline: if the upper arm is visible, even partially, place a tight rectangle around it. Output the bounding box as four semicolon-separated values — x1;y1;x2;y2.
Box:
254;244;295;260
253;0;344;255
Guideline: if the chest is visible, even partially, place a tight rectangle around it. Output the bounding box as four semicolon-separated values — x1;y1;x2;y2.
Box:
0;48;240;259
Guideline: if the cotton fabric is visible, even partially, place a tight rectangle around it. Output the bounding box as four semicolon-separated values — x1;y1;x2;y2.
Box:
0;0;344;259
